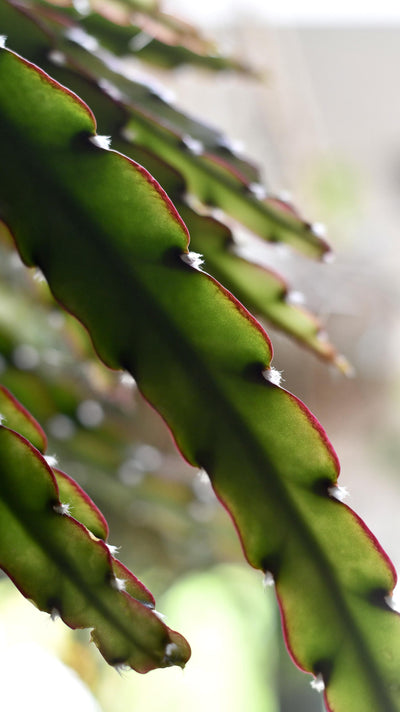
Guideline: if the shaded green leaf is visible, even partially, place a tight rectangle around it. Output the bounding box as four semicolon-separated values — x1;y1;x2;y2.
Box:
0;389;189;670
0;46;399;710
111;558;155;608
178;205;349;370
0;0;341;366
34;0;262;181
0;384;47;452
123;114;328;257
1;0;328;259
52;466;109;540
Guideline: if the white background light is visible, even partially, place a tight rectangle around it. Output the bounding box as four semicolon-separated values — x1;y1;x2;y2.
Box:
165;0;400;24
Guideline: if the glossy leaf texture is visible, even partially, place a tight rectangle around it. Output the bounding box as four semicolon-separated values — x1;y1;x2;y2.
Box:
0;0;345;367
0;46;399;711
0;383;190;670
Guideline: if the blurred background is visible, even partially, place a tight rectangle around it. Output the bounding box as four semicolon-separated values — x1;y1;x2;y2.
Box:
2;1;400;710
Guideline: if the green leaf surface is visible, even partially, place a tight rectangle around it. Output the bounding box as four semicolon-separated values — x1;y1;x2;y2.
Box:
31;0;262;182
0;382;156;600
49;469;157;610
0;388;189;670
52;467;109;540
124;113;328;258
3;0;256;166
0;45;399;710
178;205;348;370
108;151;343;367
0;384;47;452
0;0;328;259
0;0;341;365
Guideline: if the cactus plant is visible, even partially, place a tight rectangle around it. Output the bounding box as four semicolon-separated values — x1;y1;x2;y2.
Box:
0;3;399;710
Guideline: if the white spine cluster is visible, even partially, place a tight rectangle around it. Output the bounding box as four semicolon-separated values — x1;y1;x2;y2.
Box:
53;502;71;516
153;609;167;622
180;252;205;271
119;372;136;388
248;182;267;200
310;673;325;692
262;367;283;387
262;571;275;588
89;135;112;150
105;542;120;556
286;290;305;306
182;135;204;155
385;592;400;613
110;576;127;592
113;662;130;675
44;454;58;468
218;136;244;154
328;485;349;502
164;642;178;661
310;222;327;239
33;268;46;283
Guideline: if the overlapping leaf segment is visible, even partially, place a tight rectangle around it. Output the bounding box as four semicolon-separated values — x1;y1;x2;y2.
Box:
0;0;350;369
0;42;399;712
0;385;190;671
